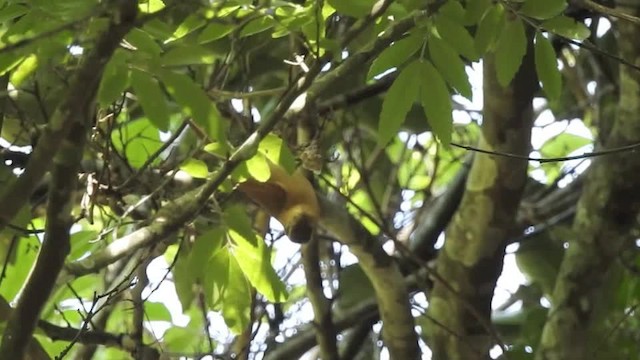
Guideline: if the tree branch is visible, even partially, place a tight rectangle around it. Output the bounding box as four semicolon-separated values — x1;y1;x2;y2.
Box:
301;236;339;360
0;0;138;231
537;4;640;358
1;102;87;358
318;196;420;359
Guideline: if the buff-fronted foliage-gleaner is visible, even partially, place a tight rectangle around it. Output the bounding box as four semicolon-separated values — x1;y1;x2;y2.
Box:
237;158;320;243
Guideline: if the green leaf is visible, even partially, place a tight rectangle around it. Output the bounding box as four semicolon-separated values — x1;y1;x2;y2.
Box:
131;69;170;131
378;60;422;145
239;16;275;37
418;60;453;145
172;245;194;311
167;13;206;42
188;227;226;305
0;4;28;23
534;33;561;101
162;44;217;66
97;50;129;106
229;229;288;303
69;230;98;261
159;70;223;140
198;22;234;43
163;325;205;353
541;15;591;40
224;206;257;246
139;0;165;13
464;0;492;25
110;119;163;168
327;0;376;17
205;247;230;310
180;158;209;178
494;16;527;87
223;255;252;333
246;153;271;182
428;36;472;99
520;0;567;20
0;52;26;76
0;236;39;301
434;15;478;60
9;54;37;87
258;134;296;173
474;4;505;55
336;264;375;311
144;301;172;322
438;0;466;23
540;132;591;158
368;32;423;79
204;141;231;158
125;28;162;55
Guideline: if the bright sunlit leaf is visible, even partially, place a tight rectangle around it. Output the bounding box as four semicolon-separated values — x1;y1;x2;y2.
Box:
180;158;209;179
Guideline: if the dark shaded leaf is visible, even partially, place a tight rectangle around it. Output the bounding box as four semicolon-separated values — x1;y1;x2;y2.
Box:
534;33;562;101
418;60;453;145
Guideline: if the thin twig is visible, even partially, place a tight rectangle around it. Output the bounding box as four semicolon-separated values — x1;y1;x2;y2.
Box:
450;140;640;163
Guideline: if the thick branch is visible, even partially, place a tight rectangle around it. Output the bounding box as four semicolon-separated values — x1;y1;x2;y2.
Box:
318;196;420;359
265;268;429;360
426;29;537;358
537;4;640;359
1;87;90;358
0;0;137;231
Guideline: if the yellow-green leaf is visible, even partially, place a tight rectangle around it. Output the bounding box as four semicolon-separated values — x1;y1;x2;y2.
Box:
534;33;561;101
180;158;209;178
222;255;252;333
327;0;377;17
542;15;591;41
246;153;271;182
229;229;288;303
9;54;37;86
258;134;296;173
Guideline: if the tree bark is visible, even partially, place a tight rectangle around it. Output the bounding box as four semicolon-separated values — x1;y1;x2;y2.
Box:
536;3;640;359
426;32;537;359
